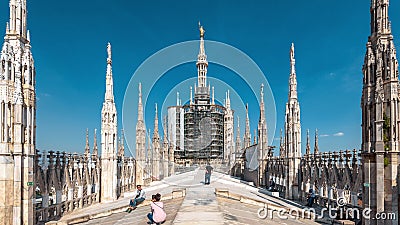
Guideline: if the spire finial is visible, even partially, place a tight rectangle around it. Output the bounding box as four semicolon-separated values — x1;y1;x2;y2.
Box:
290;43;296;73
93;128;98;157
107;42;112;64
260;83;264;103
226;90;231;109
306;129;311;155
212;86;215;105
196;22;208;89
314;129;319;154
236;116;241;153
6;22;9;33
288;43;297;100
107;42;111;59
190;86;193;105
163;116;168;139
244;103;251;148
154;103;159;132
104;43;114;102
199;21;205;38
137;82;144;122
279;128;284;157
290;43;295;60
85;128;90;155
27;30;30;42
139;82;142;96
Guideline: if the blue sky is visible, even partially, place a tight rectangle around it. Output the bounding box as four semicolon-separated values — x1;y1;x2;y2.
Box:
1;0;399;156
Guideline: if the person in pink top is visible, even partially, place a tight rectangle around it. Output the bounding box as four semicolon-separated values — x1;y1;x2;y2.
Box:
147;193;166;224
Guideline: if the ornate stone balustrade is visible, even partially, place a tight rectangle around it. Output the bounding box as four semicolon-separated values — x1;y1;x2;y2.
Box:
34;150;135;224
266;149;362;210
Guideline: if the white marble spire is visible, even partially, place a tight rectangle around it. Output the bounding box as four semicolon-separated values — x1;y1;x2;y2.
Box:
100;42;118;201
288;43;297;100
85;128;90;156
152;103;160;180
212;86;215;104
135;82;146;184
244;104;251;148
0;0;36;223
370;0;392;35
118;129;125;157
7;0;28;39
226;90;231;109
306;129;310;155
314;129;319;154
258;84;267;148
235;116;242;153
284;43;301;199
279;129;285;157
105;43;114;103
257;83;268;186
93;129;98;157
190;86;193;105
196;22;208;88
362;1;400;221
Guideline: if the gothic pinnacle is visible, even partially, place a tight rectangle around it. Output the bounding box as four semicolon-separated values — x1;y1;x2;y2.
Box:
244;103;251;148
27;30;30;43
226;90;231;109
212;86;215;104
85;128;90;156
119;129;125;157
104;43;114;102
190;86;193;105
197;22;208;88
314;129;319;154
154;103;159;134
306;129;310;155
107;42;112;64
93;128;98;157
138;83;144;121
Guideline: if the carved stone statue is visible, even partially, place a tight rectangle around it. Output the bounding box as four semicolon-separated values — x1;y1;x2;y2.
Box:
199;23;205;38
107;43;111;60
290;44;295;62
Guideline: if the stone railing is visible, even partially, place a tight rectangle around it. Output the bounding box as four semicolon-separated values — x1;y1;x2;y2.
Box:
34;150;136;224
265;149;362;210
265;157;286;195
299;150;362;209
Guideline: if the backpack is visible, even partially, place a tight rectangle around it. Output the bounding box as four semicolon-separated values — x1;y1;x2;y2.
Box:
152;202;166;222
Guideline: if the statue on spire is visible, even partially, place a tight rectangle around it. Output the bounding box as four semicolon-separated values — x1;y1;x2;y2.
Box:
107;42;112;63
199;22;205;38
260;83;264;103
290;43;295;62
